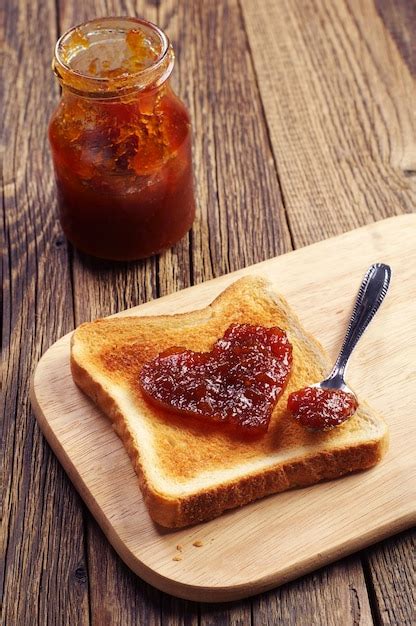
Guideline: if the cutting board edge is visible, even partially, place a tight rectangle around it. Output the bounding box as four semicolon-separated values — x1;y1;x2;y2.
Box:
93;511;416;603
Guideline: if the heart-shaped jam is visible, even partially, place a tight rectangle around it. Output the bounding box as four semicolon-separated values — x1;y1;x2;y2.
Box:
139;323;293;435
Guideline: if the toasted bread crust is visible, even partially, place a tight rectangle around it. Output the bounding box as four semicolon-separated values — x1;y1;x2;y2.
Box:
71;276;388;528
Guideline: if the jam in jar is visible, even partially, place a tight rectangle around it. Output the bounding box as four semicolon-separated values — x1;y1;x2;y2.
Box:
49;17;195;260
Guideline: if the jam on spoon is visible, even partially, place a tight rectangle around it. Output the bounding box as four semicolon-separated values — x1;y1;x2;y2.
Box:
288;263;391;431
139;323;293;436
288;386;358;430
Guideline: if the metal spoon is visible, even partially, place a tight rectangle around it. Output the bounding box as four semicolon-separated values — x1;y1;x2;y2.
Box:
313;262;392;397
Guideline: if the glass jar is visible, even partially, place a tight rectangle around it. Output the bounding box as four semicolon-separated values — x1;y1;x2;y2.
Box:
49;17;195;261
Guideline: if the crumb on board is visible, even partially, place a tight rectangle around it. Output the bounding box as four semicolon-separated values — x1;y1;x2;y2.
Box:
192;540;204;547
172;554;183;561
176;544;183;551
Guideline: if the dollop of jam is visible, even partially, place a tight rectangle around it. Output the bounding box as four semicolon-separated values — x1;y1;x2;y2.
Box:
139;324;293;435
287;386;358;430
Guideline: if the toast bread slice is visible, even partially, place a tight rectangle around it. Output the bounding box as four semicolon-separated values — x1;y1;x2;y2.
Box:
70;276;388;527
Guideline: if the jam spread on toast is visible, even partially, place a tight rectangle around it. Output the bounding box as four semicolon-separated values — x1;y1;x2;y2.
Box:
139;324;293;435
287;386;358;430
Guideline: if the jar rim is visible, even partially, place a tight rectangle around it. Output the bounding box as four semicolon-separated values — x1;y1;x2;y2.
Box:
53;16;174;97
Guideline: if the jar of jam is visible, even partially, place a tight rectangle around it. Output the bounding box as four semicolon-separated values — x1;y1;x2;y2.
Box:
49;17;196;260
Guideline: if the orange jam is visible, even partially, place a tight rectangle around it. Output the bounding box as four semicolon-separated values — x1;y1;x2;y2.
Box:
49;18;195;260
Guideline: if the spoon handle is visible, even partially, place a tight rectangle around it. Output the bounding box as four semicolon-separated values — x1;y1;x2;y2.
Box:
328;263;391;382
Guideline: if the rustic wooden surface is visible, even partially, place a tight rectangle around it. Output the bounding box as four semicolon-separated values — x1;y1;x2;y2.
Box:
2;0;415;622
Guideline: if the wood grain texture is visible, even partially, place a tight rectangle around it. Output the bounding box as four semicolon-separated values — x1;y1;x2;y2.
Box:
161;594;198;626
31;216;416;602
159;0;292;285
364;529;416;626
252;558;373;626
240;0;416;246
85;516;163;626
3;0;416;622
1;0;89;624
200;600;251;626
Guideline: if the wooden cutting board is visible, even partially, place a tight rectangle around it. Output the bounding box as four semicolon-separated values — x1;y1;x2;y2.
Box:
31;214;416;602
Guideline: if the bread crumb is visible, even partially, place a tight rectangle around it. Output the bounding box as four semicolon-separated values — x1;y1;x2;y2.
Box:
176;544;183;551
172;554;183;561
192;540;204;547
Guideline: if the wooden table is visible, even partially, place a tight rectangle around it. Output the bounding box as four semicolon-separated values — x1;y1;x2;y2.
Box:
2;0;415;624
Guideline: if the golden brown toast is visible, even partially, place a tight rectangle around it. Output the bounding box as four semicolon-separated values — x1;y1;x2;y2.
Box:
70;276;388;527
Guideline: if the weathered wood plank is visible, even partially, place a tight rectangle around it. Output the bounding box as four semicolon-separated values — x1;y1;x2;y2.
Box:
1;0;89;623
163;0;292;287
363;6;416;625
364;529;416;626
252;559;373;626
362;35;416;626
240;0;416;247
160;595;198;626
86;518;162;626
200;601;252;626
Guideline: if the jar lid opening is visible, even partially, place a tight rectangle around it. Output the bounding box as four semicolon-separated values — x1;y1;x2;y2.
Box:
54;17;174;97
